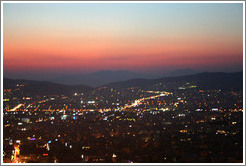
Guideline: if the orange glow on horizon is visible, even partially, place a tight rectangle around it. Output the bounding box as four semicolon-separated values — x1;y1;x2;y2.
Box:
3;3;243;74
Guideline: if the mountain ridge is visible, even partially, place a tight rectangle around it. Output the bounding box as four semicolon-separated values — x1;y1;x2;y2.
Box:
3;77;93;96
105;71;243;90
3;71;243;95
47;70;158;87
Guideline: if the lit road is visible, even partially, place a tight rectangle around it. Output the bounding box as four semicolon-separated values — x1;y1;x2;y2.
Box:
9;104;23;112
123;91;170;110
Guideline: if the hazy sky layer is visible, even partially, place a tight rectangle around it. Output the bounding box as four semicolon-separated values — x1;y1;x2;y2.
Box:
3;3;243;79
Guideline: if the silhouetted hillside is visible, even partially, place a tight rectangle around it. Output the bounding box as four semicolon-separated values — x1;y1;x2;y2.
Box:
106;72;243;90
165;68;198;77
3;77;93;96
48;70;158;87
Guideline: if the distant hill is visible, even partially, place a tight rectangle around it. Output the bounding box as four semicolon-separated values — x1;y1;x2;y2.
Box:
3;77;93;96
3;71;243;95
48;70;158;87
105;71;243;91
165;68;198;77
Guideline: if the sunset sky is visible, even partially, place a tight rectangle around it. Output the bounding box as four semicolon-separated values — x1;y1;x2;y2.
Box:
3;3;243;80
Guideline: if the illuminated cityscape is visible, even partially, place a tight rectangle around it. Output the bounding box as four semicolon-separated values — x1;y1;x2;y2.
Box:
2;2;244;163
2;73;243;163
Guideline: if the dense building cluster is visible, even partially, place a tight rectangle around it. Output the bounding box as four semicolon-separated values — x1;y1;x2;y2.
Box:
3;83;243;163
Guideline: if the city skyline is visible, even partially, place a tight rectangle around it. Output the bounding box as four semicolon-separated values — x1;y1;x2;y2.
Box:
3;3;243;80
